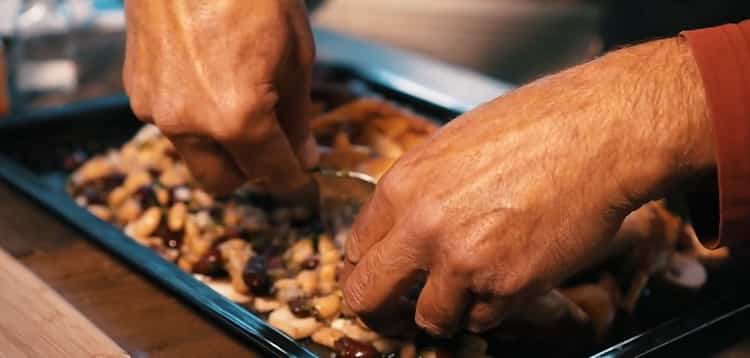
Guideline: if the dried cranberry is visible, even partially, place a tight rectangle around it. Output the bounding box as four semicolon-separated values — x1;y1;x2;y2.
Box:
62;150;89;171
267;256;284;270
192;247;225;276
333;337;380;358
98;173;126;191
222;227;250;240
164;147;180;160
301;257;319;270
242;256;271;296
80;187;106;205
208;206;224;221
147;167;162;178
288;298;316;318
76;173;125;198
154;219;184;249
136;185;161;208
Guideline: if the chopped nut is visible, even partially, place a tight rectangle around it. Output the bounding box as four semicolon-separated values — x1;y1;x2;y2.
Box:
88;205;112;221
331;318;380;343
373;338;401;354
129;207;162;238
268;306;321;340
311;327;345;348
273;278;305;303
296;270;318;296
192;189;214;207
400;343;417;358
201;277;252;304
168;202;188;231
73;157;114;184
286;238;314;268
218;239;254;294
318;263;338;295
312;293;341;320
122;171;152;195
253;297;282;313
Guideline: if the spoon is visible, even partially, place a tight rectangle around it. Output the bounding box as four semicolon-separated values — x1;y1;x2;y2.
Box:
310;168;377;237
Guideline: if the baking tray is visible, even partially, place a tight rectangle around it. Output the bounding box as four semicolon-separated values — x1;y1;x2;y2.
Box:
1;64;750;357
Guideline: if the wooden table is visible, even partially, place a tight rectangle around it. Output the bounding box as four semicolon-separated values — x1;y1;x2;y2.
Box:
0;182;261;357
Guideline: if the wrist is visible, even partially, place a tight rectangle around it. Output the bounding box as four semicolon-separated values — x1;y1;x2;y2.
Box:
597;38;716;208
645;37;716;201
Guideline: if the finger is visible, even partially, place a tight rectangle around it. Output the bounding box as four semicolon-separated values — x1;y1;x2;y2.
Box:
168;135;245;195
287;0;316;70
220;107;312;194
345;188;394;264
343;235;422;335
414;270;471;337
277;0;318;169
464;296;516;333
275;73;318;170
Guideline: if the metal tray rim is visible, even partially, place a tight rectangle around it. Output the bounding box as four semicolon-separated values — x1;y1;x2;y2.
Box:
0;154;317;358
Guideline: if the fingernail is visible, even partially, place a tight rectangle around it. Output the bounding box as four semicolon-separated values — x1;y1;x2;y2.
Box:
299;135;319;169
415;314;449;338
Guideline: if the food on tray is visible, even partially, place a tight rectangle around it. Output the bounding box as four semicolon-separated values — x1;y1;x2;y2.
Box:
69;96;725;357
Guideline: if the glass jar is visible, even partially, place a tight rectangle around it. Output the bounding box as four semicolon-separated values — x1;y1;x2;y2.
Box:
10;0;78;113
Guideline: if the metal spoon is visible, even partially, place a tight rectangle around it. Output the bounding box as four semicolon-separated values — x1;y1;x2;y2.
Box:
310;168;376;236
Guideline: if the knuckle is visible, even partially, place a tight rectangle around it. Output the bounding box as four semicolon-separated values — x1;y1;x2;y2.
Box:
411;204;448;241
209;89;279;143
471;270;528;299
127;94;152;122
209;117;249;142
443;251;478;276
151;102;190;137
375;172;408;209
494;273;529;297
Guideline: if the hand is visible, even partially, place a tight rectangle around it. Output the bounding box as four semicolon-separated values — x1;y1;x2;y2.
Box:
123;0;318;195
341;37;715;336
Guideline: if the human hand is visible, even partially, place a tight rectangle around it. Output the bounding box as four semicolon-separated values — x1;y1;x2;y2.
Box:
341;37;715;336
123;0;317;195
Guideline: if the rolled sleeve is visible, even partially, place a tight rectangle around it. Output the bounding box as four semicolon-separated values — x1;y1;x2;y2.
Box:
682;20;750;248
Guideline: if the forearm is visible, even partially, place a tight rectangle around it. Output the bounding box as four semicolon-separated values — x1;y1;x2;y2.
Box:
476;37;714;211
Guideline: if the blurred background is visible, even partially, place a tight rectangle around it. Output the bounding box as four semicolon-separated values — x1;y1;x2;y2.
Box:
0;0;605;117
1;0;748;116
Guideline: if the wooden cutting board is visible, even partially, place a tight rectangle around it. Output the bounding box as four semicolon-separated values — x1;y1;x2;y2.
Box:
0;248;128;358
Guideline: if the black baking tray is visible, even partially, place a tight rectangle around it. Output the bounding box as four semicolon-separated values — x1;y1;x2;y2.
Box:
1;64;749;358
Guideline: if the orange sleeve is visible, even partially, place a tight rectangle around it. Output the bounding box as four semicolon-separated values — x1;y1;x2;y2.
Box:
682;20;750;248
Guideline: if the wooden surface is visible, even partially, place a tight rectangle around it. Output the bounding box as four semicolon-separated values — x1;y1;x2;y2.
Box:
0;182;261;357
0;248;127;358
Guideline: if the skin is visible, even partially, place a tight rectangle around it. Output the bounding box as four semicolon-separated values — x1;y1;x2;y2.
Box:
341;37;716;336
123;0;318;196
124;1;717;338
